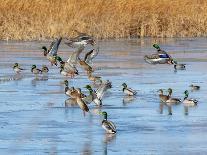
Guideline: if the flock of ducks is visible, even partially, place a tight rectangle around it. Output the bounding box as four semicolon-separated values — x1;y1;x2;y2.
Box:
12;33;200;134
12;33;139;134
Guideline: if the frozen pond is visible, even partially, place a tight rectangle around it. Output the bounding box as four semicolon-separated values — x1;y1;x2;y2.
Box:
0;38;207;154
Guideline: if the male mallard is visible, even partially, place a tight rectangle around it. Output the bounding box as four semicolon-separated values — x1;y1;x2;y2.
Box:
100;111;116;134
41;65;49;73
122;83;137;96
65;33;95;48
166;88;181;104
75;88;90;116
172;60;186;70
183;90;198;106
158;89;169;102
87;71;102;83
31;65;42;75
13;63;25;74
42;37;62;66
144;44;173;64
84;85;102;106
189;84;200;90
84;47;99;64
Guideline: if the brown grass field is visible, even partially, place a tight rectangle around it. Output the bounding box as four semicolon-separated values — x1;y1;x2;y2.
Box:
0;0;207;40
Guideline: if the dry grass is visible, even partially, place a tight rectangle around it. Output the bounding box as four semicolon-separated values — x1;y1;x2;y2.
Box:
1;0;207;40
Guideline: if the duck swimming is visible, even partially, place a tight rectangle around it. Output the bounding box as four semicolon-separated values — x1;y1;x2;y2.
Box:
166;88;181;104
189;84;200;90
31;65;42;75
158;89;169;102
183;90;198;107
13;63;25;74
100;111;116;134
122;83;137;96
41;65;49;74
84;85;102;106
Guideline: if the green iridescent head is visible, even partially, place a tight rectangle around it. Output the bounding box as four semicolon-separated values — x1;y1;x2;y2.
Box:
64;80;68;86
153;44;160;50
122;83;127;88
100;111;108;120
31;65;36;69
13;63;19;67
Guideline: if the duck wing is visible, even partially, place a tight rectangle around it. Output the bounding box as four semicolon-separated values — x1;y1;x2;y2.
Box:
66;45;85;66
102;120;116;133
48;37;62;56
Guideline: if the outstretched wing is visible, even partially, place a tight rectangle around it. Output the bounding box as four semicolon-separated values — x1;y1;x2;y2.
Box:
48;37;62;56
84;49;94;61
67;45;85;66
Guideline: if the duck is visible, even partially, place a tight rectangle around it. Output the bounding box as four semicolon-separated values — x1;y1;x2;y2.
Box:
172;60;186;70
75;88;90;116
13;63;25;74
31;65;42;75
84;85;102;106
144;44;173;64
84;47;99;64
60;64;78;78
158;89;169;102
87;71;102;83
183;90;198;106
189;84;200;90
100;111;116;134
166;88;181;104
65;33;95;48
64;80;86;99
41;65;49;74
78;57;93;72
42;37;62;66
122;83;137;96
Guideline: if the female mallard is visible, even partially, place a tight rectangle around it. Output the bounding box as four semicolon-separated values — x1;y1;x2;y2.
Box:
41;65;49;73
189;84;200;90
84;85;102;106
31;65;42;75
42;37;62;66
78;57;93;72
183;90;198;106
76;88;90;116
65;33;95;48
158;89;169;102
166;88;181;104
87;71;102;83
100;111;116;134
122;83;137;96
13;63;25;74
172;60;186;70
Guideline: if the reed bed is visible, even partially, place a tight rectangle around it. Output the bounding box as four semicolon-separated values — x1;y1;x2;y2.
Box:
1;0;207;40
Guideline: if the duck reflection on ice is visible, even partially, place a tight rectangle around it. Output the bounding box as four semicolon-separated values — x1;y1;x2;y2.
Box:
159;102;172;115
123;95;136;105
102;134;116;155
31;76;48;86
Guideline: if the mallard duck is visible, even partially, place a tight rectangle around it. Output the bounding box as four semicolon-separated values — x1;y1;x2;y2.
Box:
172;60;186;70
84;85;102;106
75;88;90;116
78;57;93;72
65;33;95;48
183;90;198;106
84;47;99;64
13;63;25;74
31;65;42;75
41;65;49;73
158;89;169;102
42;37;62;66
166;88;181;104
100;111;116;134
144;44;173;64
122;83;137;96
60;64;78;78
189;84;200;90
87;71;102;83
